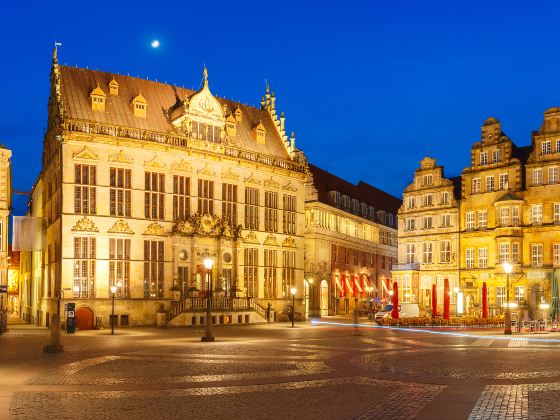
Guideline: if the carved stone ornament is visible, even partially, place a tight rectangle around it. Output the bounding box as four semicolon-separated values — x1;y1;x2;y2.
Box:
73;146;99;161
264;177;280;189
144;156;167;169
144;222;166;236
243;231;260;244
263;234;279;246
71;216;99;232
221;168;239;181
283;182;298;192
244;174;261;186
173;213;242;239
172;159;192;172
282;236;297;248
107;219;134;235
108;150;134;165
420;156;436;170
198;165;216;177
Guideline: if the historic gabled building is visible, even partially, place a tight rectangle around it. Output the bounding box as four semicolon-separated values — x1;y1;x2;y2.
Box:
305;165;399;316
20;48;309;328
392;157;460;314
0;146;11;331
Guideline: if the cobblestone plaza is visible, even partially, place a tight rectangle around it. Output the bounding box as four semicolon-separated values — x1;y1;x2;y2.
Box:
3;319;560;419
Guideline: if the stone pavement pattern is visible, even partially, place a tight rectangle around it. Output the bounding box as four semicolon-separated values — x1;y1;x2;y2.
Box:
3;319;560;419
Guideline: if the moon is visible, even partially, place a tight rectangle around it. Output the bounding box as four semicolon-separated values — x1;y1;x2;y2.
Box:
151;40;160;48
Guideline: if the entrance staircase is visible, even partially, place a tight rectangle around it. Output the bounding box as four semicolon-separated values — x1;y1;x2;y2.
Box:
166;297;269;327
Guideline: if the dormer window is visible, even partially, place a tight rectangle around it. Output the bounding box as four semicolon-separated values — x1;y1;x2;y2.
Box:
131;92;147;118
423;174;432;186
330;191;341;206
351;199;359;213
225;114;237;137
361;203;368;216
234;106;243;122
90;83;106;112
480;151;488;165
342;195;350;209
109;78;119;95
252;122;266;144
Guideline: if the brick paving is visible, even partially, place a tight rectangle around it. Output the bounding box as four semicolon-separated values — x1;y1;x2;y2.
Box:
3;320;560;419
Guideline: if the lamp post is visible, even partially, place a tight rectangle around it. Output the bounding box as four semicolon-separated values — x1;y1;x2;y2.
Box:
504;262;513;335
201;257;215;342
290;287;297;327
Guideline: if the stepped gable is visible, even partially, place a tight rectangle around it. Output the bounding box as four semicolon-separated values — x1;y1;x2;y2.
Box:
58;66;290;159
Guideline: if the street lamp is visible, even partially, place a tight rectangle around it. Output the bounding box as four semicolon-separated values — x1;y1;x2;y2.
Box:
290;287;297;327
503;262;513;335
201;257;215;342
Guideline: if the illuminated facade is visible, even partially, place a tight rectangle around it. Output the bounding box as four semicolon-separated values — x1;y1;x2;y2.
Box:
305;165;399;316
20;48;308;327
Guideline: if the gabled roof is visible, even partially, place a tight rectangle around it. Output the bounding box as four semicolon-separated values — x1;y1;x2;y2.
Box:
494;192;524;203
58;66;290;159
308;164;401;215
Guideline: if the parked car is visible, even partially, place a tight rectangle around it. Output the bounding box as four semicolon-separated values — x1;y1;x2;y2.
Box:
375;303;420;324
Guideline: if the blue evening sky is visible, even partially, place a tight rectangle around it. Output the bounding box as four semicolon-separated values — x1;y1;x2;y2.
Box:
2;0;560;215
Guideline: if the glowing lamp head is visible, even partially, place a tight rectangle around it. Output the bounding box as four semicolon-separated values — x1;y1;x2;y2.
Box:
290;287;297;296
308;278;313;284
110;285;117;294
388;291;394;296
503;262;513;274
203;258;214;270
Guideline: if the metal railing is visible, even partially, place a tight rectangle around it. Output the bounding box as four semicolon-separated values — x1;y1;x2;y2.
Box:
167;296;267;321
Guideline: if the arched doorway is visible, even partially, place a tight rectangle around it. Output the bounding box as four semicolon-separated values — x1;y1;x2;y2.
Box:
76;307;95;330
320;280;329;316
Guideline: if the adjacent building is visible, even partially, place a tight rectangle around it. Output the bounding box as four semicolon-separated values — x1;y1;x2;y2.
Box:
305;165;399;316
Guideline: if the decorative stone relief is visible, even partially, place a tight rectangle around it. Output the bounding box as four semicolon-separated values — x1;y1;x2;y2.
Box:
198;165;216;177
144;222;166;236
420;156;436;170
108;150;134;165
71;216;99;232
73;146;99;161
221;168;239;181
172;159;192;172
263;234;279;246
243;231;259;244
144;155;167;169
264;177;280;189
244;173;261;186
107;219;134;235
173;213;242;239
282;236;297;248
283;181;298;192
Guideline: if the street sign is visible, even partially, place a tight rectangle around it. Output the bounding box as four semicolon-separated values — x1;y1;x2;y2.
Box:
0;286;7;293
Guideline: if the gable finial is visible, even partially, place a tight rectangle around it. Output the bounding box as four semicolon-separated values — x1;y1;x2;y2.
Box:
53;41;62;64
203;65;208;88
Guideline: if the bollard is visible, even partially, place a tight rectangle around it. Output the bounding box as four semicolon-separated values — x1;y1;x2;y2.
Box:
353;309;360;336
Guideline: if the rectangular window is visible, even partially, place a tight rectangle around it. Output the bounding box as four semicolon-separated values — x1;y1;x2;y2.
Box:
531;204;543;224
422;194;433;207
466;248;474;269
423;216;433;229
145;172;165;220
244;248;258;297
549;167;559;184
406;243;415;264
221;183;237;226
478;247;488;268
173;175;190;221
440;214;450;228
480;151;488;165
109;238;130;298
406;218;416;230
496;286;506;308
485;176;495;192
466;211;475;230
472;178;481;194
282;251;295;297
514;286;524;303
423;242;433;264
264;191;278;232
533;168;543;186
110;168;131;217
499;173;509;190
407;196;415;209
512;206;520;226
512;242;520;264
423;174;432;186
553;243;560;267
74;164;97;214
440;240;450;263
244;187;259;230
143;240;164;298
197;179;214;214
264;249;277;299
531;244;543;267
499;243;510;264
282;194;296;235
478;211;487;229
492;149;501;163
401;275;412;303
73;237;96;298
441;192;449;204
557;139;560;153
542;140;552;155
499;207;510;227
555;203;560;224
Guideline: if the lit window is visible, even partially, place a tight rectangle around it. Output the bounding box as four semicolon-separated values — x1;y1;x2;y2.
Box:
531;243;543;267
485;176;494;192
466;212;475;230
465;248;474;269
554;203;560;224
406;218;416;230
480;151;488;165
533;168;543;186
499;207;510;226
499;173;509;190
531;204;543;225
423;242;433;264
478;210;487;229
478;247;487;268
423;216;433;229
542;140;552;155
499;243;510;263
472;178;481;194
549;167;559;184
496;286;505;308
514;286;524;303
553;243;560;267
440;240;451;263
492;149;501;163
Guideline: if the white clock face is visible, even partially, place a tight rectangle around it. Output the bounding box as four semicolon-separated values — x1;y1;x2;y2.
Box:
179;250;188;261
